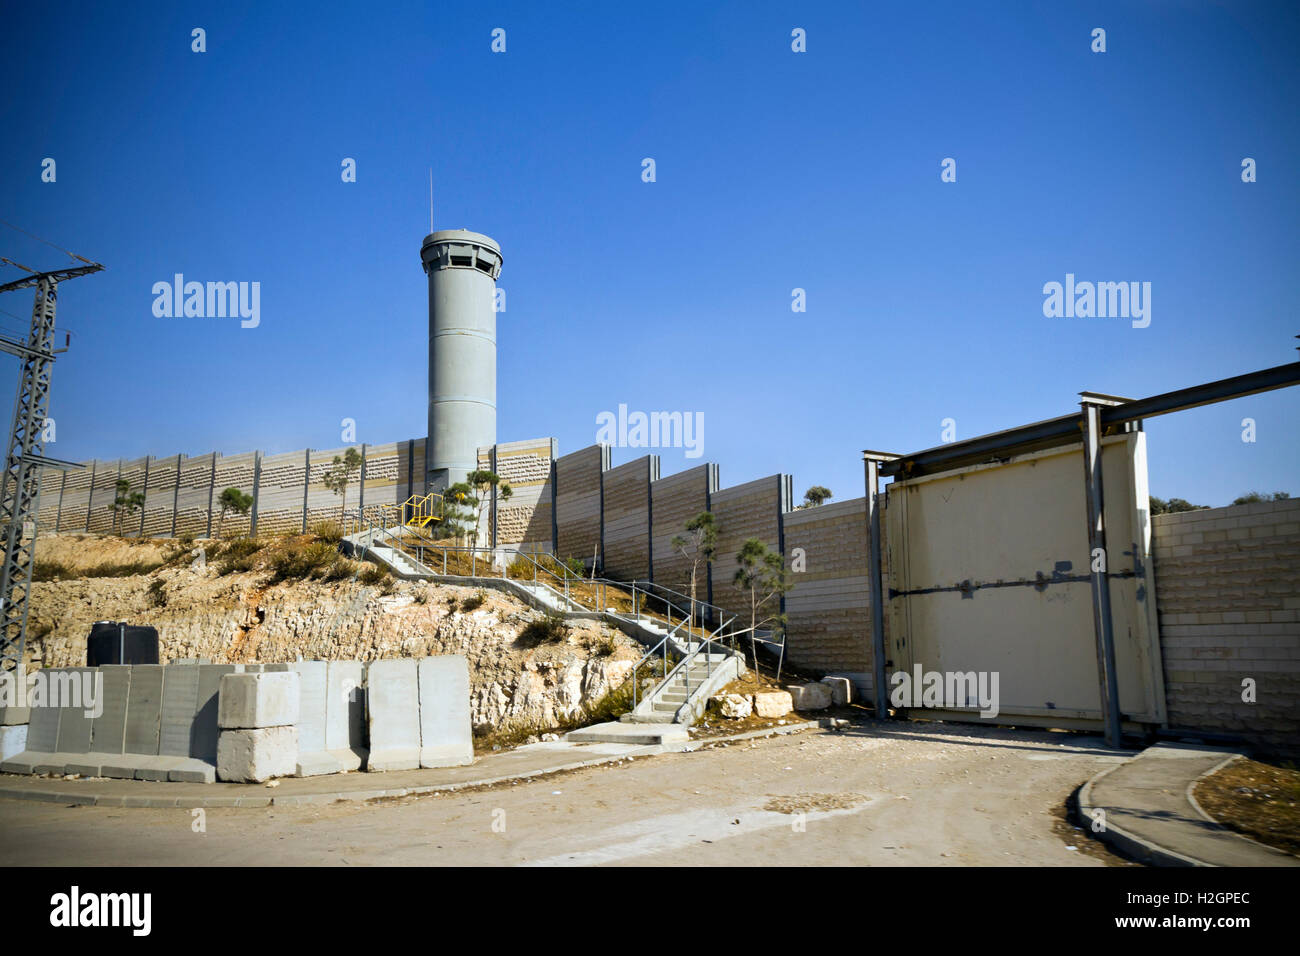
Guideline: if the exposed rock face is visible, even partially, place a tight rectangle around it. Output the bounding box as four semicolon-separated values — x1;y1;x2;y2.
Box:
27;539;642;737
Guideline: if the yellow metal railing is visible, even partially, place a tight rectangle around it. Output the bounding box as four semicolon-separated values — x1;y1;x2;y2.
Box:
402;491;446;530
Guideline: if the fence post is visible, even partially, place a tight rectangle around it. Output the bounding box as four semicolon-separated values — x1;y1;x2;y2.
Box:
863;451;897;721
139;455;151;537
55;469;66;532
302;449;311;533
84;460;96;532
205;451;217;538
250;451;262;536
171;453;182;537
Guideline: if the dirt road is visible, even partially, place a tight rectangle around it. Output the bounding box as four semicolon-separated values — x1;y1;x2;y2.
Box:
0;722;1132;866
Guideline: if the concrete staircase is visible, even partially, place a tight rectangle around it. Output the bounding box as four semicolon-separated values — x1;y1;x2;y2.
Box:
339;528;746;737
624;638;744;726
342;526;434;579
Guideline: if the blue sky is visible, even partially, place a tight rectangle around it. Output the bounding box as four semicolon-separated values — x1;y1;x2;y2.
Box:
1;0;1296;508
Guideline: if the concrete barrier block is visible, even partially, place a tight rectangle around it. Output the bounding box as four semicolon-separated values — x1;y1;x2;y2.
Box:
90;666;131;754
169;758;216;783
263;663;292;672
0;705;30;725
25;681;61;753
325;661;366;770
123;665;164;755
0;724;28;761
54;668;95;754
293;661;328;753
417;656;474;768
193;664;237;763
218;672;299;729
159;664;200;757
63;757;104;777
216;726;297;782
32;754;77;774
100;754;151;779
0;752;44;774
366;659;420;772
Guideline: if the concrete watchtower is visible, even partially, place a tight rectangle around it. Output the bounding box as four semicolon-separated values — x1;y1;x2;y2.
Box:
420;229;503;492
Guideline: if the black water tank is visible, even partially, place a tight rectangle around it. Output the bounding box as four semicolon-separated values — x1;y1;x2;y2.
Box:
86;621;159;666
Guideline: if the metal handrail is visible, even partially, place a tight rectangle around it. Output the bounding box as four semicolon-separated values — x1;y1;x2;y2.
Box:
629;616;693;710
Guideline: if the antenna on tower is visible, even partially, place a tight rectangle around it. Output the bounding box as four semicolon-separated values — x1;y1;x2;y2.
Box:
429;168;434;233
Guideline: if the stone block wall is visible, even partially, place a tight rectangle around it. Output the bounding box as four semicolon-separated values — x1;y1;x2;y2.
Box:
782;496;880;696
480;437;556;551
256;450;308;534
1152;497;1300;754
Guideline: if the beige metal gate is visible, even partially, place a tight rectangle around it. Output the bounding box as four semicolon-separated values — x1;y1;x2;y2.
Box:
884;432;1166;730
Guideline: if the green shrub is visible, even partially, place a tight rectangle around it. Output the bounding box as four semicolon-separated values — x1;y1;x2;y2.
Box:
358;563;390;587
516;611;569;648
269;541;340;583
312;520;344;544
321;556;357;582
31;560;74;582
215;536;265;575
460;590;486;613
146;578;167;608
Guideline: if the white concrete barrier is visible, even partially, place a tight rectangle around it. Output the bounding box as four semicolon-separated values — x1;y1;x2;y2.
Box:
218;672;299;729
366;659;421;772
417;656;474;769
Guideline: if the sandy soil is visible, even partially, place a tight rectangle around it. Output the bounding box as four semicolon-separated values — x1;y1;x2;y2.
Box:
0;722;1133;867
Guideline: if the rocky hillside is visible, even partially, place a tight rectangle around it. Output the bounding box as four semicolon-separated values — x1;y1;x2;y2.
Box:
26;532;642;738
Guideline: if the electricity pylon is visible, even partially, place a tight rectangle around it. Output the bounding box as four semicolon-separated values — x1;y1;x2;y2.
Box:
0;261;101;670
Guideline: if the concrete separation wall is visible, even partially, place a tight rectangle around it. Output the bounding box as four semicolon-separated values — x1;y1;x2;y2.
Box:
710;474;791;614
602;455;658;582
43;431;528;540
782;496;878;699
555;444;608;565
650;463;718;598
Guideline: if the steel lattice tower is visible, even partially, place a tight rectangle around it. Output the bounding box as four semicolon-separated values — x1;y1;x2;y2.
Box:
0;263;100;670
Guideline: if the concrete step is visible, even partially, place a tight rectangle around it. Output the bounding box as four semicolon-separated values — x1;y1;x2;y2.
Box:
566;722;689;745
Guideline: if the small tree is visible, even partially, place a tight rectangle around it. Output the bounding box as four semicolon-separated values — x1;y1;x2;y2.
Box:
322;447;362;519
216;487;253;537
465;469;513;548
670;511;718;629
440;481;478;543
111;479;145;536
732;538;791;676
799;485;833;509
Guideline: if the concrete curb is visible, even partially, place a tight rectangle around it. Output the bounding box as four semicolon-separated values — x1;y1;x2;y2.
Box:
0;718;831;810
1077;759;1208;867
1077;747;1280;867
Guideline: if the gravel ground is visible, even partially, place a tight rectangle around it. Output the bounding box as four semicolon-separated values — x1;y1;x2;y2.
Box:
0;721;1134;866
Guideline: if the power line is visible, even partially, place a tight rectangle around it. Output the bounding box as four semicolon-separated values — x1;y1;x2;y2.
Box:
0;219;97;266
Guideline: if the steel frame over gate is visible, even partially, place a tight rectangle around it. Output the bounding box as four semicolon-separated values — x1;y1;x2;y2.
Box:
864;358;1300;747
